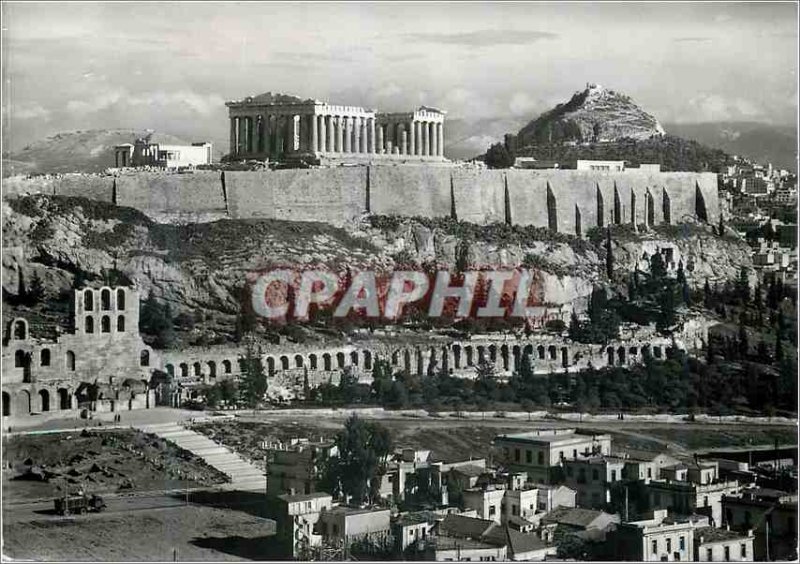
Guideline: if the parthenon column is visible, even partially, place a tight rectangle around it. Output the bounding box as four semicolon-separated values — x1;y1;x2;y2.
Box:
327;115;335;153
344;116;352;153
409;121;416;156
401;127;408;155
413;122;421;156
427;122;433;157
377;124;384;154
438;122;444;157
420;121;428;156
335;117;344;153
369;118;376;153
357;118;365;153
230;118;236;156
311;114;319;153
433;122;440;157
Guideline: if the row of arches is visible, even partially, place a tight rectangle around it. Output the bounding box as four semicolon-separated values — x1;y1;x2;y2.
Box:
83;314;126;334
81;287;127;313
2;387;73;417
13;349;76;381
165;359;234;380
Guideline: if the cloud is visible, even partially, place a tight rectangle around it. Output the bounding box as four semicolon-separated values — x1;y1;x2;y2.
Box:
684;93;767;122
4;103;51;121
64;88;224;117
674;37;714;44
508;92;540;117
405;29;557;47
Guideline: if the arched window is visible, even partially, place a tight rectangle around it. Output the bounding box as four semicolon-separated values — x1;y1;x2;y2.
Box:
208;361;216;378
180;363;188;378
140;350;150;367
295;355;304;368
2;392;10;417
350;351;359;366
222;360;232;374
41;348;51;367
166;364;175;376
13;320;27;340
84;291;94;311
193;362;202;376
267;357;275;375
323;354;332;371
309;355;318;370
363;351;372;370
14;350;25;368
66;351;75;371
280;356;289;370
116;288;126;310
336;352;345;369
117;315;125;332
101;288;111;310
85;317;94;333
101;316;111;333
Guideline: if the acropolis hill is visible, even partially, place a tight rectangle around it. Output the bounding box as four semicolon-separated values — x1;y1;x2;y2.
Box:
3;88;720;232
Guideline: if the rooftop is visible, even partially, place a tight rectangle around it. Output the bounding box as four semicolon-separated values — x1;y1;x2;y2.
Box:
696;527;752;544
438;514;495;539
277;492;331;503
541;507;616;529
496;429;610;445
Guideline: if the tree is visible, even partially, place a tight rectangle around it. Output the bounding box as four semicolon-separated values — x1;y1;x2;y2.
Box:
605;228;614;279
238;337;267;409
520;398;535;421
139;293;175;349
676;260;686;287
455;239;471;273
23;271;46;305
568;311;582;341
735;267;750;305
650;252;667;282
737;322;749;359
484;143;514;169
328;415;393;505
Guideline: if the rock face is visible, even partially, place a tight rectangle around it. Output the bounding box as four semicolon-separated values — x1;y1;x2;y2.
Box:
2;195;752;332
516;83;666;146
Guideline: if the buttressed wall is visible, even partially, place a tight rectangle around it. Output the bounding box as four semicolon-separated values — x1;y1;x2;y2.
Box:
5;166;719;231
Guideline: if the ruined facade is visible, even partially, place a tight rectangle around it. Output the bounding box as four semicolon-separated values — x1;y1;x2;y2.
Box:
2;286;156;423
113;135;213;169
226;94;446;162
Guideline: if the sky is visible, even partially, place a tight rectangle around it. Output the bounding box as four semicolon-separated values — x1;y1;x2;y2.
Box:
2;1;798;152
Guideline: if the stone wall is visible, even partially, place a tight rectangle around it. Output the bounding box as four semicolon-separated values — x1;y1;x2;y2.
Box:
4;167;720;230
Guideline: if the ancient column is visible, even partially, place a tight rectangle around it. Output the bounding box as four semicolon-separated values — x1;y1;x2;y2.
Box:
230;118;236;156
327;115;335;153
311;113;319;153
414;121;422;156
401;127;408;155
434;122;441;157
358;118;366;153
438;122;444;157
335;116;343;153
427;122;434;157
420;121;428;156
344;116;352;153
409;121;416;156
369;118;376;153
377;124;384;154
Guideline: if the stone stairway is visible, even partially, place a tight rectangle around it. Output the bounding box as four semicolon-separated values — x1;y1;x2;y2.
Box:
137;422;265;492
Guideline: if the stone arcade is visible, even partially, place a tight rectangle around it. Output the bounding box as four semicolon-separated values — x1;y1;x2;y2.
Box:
226;93;446;162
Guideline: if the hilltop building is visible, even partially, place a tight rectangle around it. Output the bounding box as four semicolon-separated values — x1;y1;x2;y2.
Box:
114;134;213;168
226;92;446;163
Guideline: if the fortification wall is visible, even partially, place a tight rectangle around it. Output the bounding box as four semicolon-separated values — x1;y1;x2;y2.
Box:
116;172;225;214
370;165;452;218
3;167;720;231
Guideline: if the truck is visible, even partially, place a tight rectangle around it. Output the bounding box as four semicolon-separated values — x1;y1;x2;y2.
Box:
54;492;107;516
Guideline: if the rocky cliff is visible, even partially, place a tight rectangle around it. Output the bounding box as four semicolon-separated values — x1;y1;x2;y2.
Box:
3;195;752;338
516;83;666;147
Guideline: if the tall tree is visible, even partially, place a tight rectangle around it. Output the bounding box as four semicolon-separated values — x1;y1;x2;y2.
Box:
328;415;393;505
238;337;267;409
605;228;614;279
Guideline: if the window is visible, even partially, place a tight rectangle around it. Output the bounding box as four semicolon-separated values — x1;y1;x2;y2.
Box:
117;315;125;332
66;351;75;371
40;348;51;366
559;451;564;460
652;540;658;555
489;506;496;517
101;288;111;310
117;288;126;310
140;350;150;367
101;315;110;333
514;449;520;462
666;538;672;553
679;537;685;551
526;450;532;463
223;360;232;374
84;291;94;311
573;449;577;458
611;470;617;481
706;549;712;561
538;452;544;465
724;546;730;562
647;468;652;478
14;350;25;368
703;495;709;507
740;544;747;558
85;317;94;333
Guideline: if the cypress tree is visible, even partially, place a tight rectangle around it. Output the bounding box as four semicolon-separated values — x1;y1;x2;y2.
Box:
605;227;614;279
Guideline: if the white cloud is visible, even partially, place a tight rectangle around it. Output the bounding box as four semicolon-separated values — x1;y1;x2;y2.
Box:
685;93;767;122
508;92;539;117
5;102;51;120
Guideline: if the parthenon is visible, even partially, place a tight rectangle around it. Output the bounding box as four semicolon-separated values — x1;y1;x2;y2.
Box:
226;92;446;162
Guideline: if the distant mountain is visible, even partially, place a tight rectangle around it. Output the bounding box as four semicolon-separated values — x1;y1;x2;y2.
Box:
665;121;797;172
515;83;666;147
2;129;223;176
444;117;525;161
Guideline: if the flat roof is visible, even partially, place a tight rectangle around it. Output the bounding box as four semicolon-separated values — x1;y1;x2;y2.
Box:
277;492;331;503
